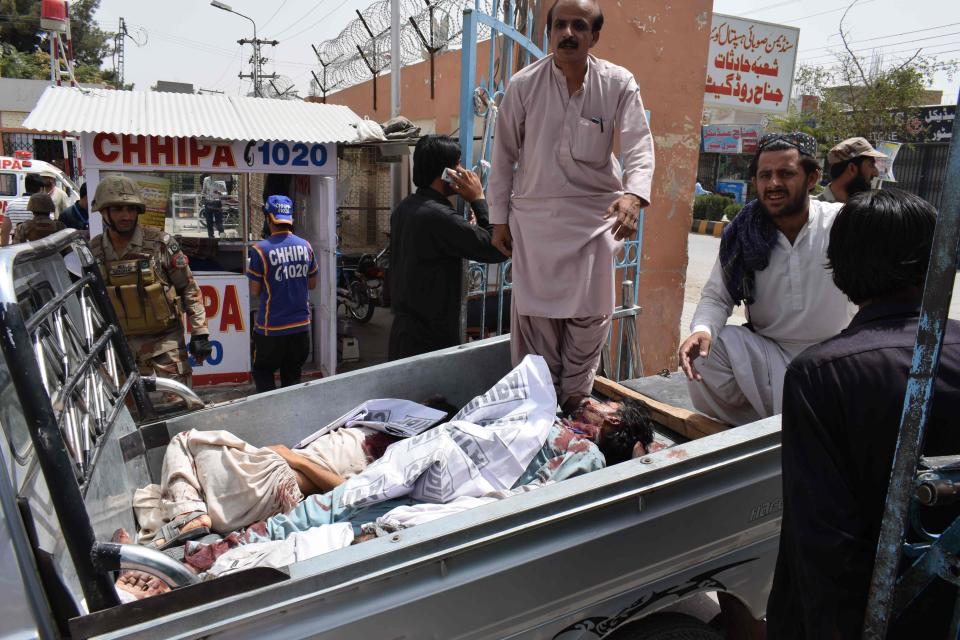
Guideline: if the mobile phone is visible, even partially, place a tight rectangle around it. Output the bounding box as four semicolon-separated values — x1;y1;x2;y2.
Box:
442;167;459;185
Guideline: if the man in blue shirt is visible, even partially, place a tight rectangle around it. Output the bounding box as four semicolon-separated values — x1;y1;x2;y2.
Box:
246;195;318;392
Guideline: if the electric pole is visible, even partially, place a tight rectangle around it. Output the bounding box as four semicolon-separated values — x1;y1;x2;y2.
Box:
114;17;128;88
239;37;279;97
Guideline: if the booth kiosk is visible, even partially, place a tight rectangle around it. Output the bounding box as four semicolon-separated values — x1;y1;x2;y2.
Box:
23;87;363;382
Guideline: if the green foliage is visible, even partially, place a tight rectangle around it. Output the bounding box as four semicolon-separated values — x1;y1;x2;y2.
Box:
0;0;119;86
723;203;743;221
770;18;958;155
693;194;731;221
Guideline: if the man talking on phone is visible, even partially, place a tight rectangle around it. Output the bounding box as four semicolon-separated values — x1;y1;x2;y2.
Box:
388;135;507;360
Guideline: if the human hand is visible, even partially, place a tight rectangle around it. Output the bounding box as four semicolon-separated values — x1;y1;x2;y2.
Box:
188;335;213;364
491;224;513;257
604;193;644;241
451;165;484;203
678;331;712;381
469;211;477;225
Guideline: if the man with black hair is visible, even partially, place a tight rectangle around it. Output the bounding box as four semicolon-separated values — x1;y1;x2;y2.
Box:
679;132;855;425
488;0;654;414
818;136;887;203
767;188;960;639
60;181;89;231
388;134;507;360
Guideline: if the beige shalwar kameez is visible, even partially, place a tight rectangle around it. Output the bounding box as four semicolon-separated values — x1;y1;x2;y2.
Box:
489;54;655;405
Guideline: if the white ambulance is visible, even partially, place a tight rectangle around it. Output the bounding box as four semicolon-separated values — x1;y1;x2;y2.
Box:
0;151;79;218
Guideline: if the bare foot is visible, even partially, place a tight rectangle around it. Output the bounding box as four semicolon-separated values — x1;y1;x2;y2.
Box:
153;513;212;548
116;572;172;600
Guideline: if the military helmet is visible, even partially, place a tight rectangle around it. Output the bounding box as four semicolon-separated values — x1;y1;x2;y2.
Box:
92;175;145;213
27;193;56;214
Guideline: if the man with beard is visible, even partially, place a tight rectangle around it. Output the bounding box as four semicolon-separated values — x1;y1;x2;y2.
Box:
818;136;887;203
89;175;212;386
488;0;654;414
678;133;856;425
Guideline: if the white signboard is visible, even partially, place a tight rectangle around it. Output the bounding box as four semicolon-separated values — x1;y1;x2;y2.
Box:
82;133;336;176
705;14;799;114
186;272;251;385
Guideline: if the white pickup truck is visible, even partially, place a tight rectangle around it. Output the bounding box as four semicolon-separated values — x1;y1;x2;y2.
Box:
0;230;781;639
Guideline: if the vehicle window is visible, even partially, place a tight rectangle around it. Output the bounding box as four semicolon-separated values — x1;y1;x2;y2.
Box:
0;172;16;196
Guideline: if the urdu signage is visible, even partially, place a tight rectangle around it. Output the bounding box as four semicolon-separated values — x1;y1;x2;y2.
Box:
705;14;799;114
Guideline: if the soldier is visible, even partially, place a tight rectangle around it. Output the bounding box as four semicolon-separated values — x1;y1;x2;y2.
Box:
12;193;66;243
89;175;213;387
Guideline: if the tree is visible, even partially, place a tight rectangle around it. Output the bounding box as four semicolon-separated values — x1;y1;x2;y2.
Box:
772;0;957;152
0;0;122;86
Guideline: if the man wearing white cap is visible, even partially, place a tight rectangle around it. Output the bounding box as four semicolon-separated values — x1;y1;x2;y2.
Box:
819;136;887;204
40;171;72;217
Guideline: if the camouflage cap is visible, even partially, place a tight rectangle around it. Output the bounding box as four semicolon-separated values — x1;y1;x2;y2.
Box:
27;193;56;214
91;175;146;213
827;137;888;165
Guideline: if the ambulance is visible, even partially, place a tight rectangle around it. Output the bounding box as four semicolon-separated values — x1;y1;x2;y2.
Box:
0;150;79;218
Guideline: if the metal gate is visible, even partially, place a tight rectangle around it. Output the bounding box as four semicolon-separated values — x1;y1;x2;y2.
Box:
457;2;646;380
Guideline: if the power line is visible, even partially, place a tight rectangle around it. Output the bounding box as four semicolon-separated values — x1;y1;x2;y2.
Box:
777;0;878;24
799;23;960;54
281;1;351;41
261;0;291;31
272;0;335;37
802;43;960;69
799;33;960;62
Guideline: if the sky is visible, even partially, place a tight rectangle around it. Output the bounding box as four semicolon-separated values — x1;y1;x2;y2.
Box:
94;0;960;104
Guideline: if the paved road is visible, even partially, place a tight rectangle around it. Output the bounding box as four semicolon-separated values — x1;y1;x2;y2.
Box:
680;232;960;345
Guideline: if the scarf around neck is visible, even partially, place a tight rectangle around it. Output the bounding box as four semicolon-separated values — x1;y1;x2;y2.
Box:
718;199;779;306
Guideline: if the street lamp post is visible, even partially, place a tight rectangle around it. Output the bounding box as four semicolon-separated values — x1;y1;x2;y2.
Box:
210;1;261;96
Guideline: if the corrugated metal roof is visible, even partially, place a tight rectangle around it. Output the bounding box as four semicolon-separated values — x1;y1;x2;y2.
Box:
22;86;362;144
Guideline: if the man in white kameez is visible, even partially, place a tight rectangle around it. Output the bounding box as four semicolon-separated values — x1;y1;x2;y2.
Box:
488;0;655;413
679;133;856;426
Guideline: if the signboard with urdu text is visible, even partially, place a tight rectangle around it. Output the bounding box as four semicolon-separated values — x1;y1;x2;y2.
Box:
705;14;799;114
701;124;764;154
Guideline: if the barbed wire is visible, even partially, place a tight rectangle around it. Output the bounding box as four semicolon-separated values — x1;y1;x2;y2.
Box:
313;0;501;94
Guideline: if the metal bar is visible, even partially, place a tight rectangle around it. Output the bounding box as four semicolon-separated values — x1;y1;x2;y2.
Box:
863;88;960;638
472;10;545;59
891;515;960;616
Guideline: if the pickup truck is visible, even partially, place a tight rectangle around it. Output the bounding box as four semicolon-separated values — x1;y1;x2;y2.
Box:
0;230;782;639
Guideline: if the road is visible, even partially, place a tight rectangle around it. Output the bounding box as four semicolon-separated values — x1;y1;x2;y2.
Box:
680;232;960;344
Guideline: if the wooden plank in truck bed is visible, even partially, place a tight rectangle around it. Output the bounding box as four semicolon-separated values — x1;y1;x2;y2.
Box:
593;376;729;440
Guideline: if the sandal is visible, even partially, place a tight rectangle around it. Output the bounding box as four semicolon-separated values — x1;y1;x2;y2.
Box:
153;511;211;551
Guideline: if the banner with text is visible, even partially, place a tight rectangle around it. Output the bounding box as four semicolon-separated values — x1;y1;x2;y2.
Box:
82;133;336;176
185;272;251;385
705;14;799;114
701;124;765;154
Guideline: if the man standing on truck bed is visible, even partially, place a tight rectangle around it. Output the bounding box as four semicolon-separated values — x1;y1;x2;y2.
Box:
90;175;212;387
487;0;655;414
767;189;960;638
678;133;856;425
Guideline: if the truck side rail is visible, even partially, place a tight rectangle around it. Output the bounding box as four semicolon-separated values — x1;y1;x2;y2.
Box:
0;229;153;612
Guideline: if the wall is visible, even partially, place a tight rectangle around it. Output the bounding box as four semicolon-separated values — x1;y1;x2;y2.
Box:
326;2;713;374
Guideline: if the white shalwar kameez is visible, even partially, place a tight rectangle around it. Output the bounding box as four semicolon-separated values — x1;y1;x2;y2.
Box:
689;199;856;425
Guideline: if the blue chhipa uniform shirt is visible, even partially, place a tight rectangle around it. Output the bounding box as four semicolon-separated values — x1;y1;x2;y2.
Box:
247;231;318;335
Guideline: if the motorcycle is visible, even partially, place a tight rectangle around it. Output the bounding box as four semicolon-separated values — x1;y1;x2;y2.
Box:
356;243;389;307
336;250;376;323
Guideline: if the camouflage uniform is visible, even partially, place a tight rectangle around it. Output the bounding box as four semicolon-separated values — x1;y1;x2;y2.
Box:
90;226;209;386
12;216;66;243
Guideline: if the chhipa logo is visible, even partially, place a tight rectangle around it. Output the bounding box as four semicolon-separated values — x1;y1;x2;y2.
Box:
275;202;292;214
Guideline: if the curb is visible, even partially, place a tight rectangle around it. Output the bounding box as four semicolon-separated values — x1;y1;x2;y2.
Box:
691;219;728;237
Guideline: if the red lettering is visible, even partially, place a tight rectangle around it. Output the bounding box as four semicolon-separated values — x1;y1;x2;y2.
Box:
211;145;236;168
177;138;188;166
150;136;176;165
219;285;244;332
121;134;147;165
189;139;212;166
200;284;219;319
93;132;119;163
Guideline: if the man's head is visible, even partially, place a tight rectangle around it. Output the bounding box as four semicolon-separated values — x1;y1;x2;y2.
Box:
827;188;936;306
24;173;44;196
547;0;602;64
569;398;655;465
750;132;820;220
92;175;146;238
413;135;461;196
264;195;294;233
827;137;887;200
27;193;55;217
78;182;88;209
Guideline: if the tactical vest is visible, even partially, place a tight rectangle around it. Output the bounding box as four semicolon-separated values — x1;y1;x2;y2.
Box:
14;219;62;243
92;236;181;336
